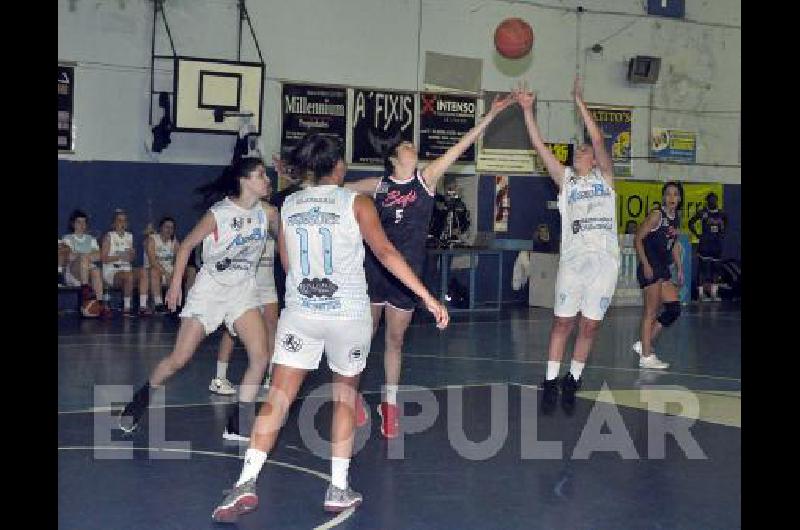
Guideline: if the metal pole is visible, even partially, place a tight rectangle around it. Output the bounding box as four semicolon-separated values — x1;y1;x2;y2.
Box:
237;0;243;61
159;6;176;56
242;2;266;65
149;0;157;125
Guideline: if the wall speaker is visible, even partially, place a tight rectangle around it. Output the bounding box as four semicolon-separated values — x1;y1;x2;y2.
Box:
627;56;661;84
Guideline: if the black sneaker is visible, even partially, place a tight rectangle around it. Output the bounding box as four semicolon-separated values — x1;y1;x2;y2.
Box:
223;402;255;443
540;378;559;416
119;383;151;434
58;272;66;287
153;304;168;315
560;372;582;416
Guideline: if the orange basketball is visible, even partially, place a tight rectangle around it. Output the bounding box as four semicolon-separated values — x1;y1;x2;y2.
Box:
494;18;534;59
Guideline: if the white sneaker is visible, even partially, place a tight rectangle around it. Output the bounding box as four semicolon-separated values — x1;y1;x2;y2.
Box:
209;377;236;395
639;354;670;370
631;341;656;356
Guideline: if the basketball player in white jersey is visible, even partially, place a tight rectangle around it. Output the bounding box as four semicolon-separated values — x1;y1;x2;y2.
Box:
118;158;272;442
209;200;279;398
211;134;449;523
515;79;620;415
143;216;179;314
61;209;109;317
100;209;148;317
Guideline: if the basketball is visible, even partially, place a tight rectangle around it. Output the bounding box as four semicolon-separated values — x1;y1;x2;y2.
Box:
494;18;534;59
81;298;102;318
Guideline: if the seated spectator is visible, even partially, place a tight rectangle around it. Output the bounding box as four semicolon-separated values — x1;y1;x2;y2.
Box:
60;209;110;317
101;209;148;317
532;223;557;253
143;217;179;314
58;240;70;286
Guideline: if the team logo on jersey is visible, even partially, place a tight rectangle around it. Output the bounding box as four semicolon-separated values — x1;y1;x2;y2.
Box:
225;228;265;251
287;207;340;226
282;333;303;353
298;278;339;298
231;217;244;230
215;258;232;272
383;189;417;208
349;347;363;364
567;183;610;205
376;182;390;195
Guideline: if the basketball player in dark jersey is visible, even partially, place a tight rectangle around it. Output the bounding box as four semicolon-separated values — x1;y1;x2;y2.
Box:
346;93;515;438
689;192;727;301
633;182;685;369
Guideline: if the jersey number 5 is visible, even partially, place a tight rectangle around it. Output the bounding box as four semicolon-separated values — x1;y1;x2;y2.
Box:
296;227;333;276
395;209;404;224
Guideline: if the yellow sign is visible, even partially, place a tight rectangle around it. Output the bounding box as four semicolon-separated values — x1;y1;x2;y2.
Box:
614;180;723;244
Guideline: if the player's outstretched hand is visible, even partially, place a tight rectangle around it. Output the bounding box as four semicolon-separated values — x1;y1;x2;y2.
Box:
423;296;450;330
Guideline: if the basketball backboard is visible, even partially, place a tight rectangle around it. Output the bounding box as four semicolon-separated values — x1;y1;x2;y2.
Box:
173;57;264;134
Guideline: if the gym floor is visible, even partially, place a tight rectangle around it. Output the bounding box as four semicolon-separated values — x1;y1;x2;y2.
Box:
58;303;741;529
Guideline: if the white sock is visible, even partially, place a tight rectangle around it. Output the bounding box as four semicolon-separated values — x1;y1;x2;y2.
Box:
384;384;398;405
235;448;268;487
546;361;560;381
570;360;585;380
58;266;64;273
123;297;131;310
139;294;148;308
330;457;350;490
710;284;719;298
216;361;229;380
154;294;163;305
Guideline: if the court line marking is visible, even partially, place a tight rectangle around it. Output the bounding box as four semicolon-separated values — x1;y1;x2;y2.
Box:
508;383;742;428
56;310;742;339
57;359;739;414
401;353;741;382
57;445;354;530
57;382;505;415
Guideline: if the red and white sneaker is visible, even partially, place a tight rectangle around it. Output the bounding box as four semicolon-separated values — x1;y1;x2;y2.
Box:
211;479;259;523
354;393;368;428
377;402;399;439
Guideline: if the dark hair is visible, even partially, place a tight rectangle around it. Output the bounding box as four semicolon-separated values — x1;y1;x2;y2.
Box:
706;192;718;202
289;133;343;184
158;216;176;240
196;157;264;209
662;181;684;216
68;209;88;232
382;137;406;176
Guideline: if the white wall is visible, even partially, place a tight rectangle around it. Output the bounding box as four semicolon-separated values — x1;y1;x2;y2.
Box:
58;0;740;184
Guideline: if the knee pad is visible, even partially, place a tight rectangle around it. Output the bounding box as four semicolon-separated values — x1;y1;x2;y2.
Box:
657;301;681;327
